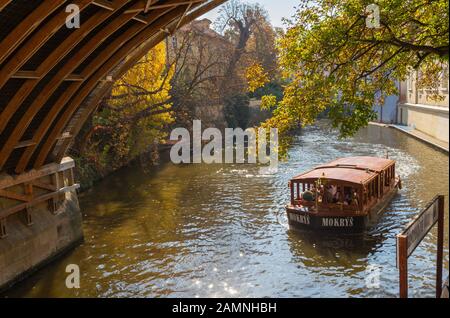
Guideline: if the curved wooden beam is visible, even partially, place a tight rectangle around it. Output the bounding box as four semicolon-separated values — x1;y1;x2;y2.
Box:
0;0;93;91
14;1;150;173
52;0;226;163
0;1;66;64
0;0;12;12
0;1;130;135
0;0;132;169
34;1;207;168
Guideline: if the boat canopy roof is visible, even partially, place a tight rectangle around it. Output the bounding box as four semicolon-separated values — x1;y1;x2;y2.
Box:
316;156;395;172
292;157;395;185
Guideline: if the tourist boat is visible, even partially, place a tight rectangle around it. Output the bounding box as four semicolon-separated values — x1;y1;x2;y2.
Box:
286;156;401;233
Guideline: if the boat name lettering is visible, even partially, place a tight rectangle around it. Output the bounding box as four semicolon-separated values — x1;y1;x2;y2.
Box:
289;213;310;225
321;217;354;227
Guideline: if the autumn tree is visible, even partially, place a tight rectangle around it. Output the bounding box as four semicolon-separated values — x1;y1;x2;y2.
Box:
215;0;269;93
167;20;231;129
210;0;280;128
253;0;449;138
73;42;174;184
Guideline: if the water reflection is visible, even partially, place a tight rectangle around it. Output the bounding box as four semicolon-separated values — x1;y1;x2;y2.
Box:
2;122;448;298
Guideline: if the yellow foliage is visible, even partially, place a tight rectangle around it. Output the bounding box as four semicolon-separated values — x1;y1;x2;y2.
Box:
91;42;174;167
245;62;270;93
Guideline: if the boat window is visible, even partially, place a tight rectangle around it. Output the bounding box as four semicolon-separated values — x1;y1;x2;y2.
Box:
343;186;353;205
385;169;390;186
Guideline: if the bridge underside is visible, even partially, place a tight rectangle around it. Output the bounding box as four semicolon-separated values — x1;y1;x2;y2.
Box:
0;0;225;290
0;0;225;175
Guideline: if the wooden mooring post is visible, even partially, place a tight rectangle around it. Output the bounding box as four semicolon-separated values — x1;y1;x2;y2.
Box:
397;195;445;298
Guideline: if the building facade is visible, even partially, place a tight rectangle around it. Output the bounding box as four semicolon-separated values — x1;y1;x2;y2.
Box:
397;64;449;143
373;84;399;124
166;19;233;130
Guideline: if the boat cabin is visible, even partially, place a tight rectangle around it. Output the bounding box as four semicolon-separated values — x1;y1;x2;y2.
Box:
289;156;398;216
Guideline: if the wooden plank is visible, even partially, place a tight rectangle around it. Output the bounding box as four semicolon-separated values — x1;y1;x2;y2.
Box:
14;140;37;149
0;0;92;91
0;0;132;172
401;195;440;256
0;157;74;190
0;1;66;65
144;0;154;13
396;195;446;298
132;15;149;24
31;180;57;192
125;0;204;14
57;132;73;140
397;234;408;298
0;184;80;220
123;7;145;14
53;0;226;163
10;71;41;79
145;0;204;11
65;74;85;81
0;189;31;202
14;0;144;173
0;0;13;12
92;0;114;10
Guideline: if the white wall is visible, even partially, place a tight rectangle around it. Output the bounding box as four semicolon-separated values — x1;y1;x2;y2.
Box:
398;103;449;143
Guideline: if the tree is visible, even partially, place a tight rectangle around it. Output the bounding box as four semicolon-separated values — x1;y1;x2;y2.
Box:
168;3;279;130
255;0;449;138
74;42;174;182
215;0;269;93
167;19;232;128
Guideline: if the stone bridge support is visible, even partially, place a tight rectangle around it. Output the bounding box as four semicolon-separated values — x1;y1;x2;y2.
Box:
0;157;83;291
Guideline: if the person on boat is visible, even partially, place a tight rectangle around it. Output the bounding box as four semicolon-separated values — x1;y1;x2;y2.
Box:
317;185;324;203
326;185;337;203
352;191;359;207
302;188;315;202
344;188;351;205
333;189;342;203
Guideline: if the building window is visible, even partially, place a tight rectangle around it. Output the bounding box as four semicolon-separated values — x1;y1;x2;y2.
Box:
407;72;414;92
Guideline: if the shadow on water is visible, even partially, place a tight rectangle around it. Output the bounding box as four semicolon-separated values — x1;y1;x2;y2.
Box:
286;228;383;264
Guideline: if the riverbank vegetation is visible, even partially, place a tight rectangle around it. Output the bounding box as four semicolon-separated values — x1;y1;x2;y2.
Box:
251;0;449;139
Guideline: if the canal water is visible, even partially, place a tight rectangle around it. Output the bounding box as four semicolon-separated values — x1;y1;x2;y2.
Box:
3;123;449;298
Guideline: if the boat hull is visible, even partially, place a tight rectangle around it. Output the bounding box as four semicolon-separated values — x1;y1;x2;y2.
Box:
286;209;368;233
286;185;398;233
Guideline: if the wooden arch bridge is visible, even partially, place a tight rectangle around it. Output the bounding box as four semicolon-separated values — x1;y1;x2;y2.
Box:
0;0;225;289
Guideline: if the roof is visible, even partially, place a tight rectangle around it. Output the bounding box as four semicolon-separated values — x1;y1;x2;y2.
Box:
292;156;395;185
316;156;395;172
293;167;376;185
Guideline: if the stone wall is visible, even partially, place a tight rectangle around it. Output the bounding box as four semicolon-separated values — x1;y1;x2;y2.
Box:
397;103;449;143
0;158;84;291
398;64;449;142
